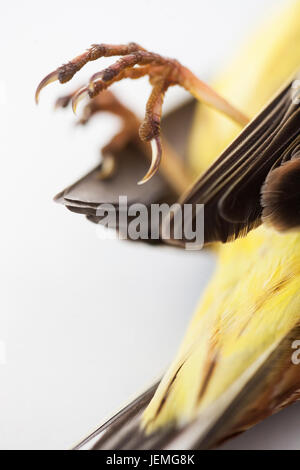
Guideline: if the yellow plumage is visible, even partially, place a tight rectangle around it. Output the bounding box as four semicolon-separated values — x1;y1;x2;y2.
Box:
143;0;300;441
189;0;300;176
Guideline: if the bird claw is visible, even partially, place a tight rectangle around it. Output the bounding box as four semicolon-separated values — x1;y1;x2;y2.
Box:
138;137;162;185
71;86;89;114
36;42;249;183
35;70;59;104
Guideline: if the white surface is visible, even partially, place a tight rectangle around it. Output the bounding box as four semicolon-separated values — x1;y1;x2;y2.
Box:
1;0;299;450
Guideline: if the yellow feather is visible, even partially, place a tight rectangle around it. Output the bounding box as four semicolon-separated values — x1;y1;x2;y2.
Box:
189;0;300;177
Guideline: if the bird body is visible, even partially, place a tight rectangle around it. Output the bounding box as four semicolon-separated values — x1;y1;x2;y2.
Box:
36;0;300;449
143;227;300;443
142;0;300;444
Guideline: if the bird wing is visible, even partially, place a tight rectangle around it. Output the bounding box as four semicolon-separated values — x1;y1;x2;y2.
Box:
55;100;197;246
176;80;300;244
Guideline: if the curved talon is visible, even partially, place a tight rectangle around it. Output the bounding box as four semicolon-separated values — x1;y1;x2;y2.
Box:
89;71;103;88
72;86;89;114
138;137;162;185
35;71;59;104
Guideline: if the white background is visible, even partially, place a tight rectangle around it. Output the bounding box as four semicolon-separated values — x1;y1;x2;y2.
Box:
1;0;299;450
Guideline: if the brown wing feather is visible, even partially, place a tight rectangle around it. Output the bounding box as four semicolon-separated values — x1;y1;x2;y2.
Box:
176;80;300;245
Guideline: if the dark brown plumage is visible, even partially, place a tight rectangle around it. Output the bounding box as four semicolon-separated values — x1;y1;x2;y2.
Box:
262;158;300;232
176;82;300;244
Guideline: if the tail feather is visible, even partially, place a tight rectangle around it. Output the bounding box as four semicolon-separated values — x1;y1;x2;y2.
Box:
73;383;159;450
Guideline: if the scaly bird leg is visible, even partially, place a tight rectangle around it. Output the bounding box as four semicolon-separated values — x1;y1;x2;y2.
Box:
36;43;249;184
